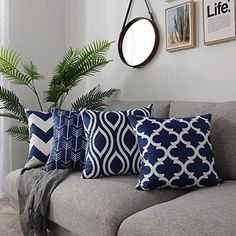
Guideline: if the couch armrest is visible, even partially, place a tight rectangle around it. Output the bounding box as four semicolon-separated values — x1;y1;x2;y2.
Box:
118;181;236;236
5;169;22;201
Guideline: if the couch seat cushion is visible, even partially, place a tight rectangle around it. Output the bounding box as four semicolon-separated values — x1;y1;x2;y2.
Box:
6;169;190;236
118;181;236;236
169;101;236;180
48;171;190;236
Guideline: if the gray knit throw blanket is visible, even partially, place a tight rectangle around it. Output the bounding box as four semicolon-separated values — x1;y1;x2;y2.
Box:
17;167;71;236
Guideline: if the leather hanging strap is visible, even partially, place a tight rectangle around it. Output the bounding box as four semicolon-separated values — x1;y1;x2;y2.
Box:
144;0;154;21
122;0;134;30
121;0;154;30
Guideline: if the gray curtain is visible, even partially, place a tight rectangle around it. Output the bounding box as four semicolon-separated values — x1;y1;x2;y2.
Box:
0;0;12;199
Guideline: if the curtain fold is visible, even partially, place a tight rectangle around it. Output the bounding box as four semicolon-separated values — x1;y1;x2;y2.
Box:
0;0;12;199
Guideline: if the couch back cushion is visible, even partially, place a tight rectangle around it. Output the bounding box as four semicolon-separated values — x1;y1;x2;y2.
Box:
169;101;236;180
110;100;170;118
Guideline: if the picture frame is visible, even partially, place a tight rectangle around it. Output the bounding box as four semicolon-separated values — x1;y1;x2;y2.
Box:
203;0;236;45
165;1;196;52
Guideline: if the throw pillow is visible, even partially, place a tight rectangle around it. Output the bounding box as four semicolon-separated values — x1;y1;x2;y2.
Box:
25;110;53;168
128;114;222;190
45;108;86;171
81;104;153;178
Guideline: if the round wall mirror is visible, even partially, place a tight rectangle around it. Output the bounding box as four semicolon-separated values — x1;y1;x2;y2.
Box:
118;17;159;68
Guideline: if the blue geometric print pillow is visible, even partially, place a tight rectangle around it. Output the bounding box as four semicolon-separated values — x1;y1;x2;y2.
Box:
45;108;86;171
81;105;153;178
128;114;222;190
25;110;53;168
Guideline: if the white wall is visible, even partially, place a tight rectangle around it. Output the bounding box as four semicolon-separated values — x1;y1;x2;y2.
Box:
7;0;236;169
9;0;66;169
64;0;87;107
65;0;236;103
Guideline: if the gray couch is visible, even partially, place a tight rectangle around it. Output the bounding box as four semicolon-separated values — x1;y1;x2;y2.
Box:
5;100;236;236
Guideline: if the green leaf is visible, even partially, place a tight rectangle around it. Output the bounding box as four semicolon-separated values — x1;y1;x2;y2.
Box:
71;86;119;111
0;112;24;122
6;125;29;142
45;84;70;109
75;40;112;79
0;47;32;86
45;40;112;107
22;60;44;81
0;67;31;86
53;47;80;78
0;86;27;124
0;47;21;68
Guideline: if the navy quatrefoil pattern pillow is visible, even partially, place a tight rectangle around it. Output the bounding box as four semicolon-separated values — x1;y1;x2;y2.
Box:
81;105;153;178
128;114;222;190
25;110;53;168
45;108;86;171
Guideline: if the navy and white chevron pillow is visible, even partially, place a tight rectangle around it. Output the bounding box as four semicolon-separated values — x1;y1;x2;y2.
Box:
81;105;153;178
44;108;86;171
25;110;53;168
128;114;222;190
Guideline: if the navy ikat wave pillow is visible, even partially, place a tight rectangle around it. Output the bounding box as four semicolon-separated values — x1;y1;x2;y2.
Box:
45;108;86;171
81;105;153;178
25;110;53;168
128;114;222;190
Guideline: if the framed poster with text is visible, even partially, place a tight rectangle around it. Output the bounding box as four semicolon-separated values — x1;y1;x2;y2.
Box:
203;0;236;45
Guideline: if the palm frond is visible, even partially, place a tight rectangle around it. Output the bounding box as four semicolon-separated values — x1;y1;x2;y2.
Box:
67;40;112;84
45;40;112;107
0;86;27;123
44;84;70;109
78;40;112;67
71;86;119;111
6;125;29;142
0;47;32;86
53;47;80;78
44;48;81;105
0;112;24;122
0;47;21;68
0;67;31;86
22;60;44;81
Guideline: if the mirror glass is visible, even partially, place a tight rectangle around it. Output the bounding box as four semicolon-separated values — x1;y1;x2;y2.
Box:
118;18;159;67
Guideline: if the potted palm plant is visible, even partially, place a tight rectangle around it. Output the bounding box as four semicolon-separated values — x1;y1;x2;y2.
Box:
0;40;119;142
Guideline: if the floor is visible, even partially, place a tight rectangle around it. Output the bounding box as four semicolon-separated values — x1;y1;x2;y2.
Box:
0;200;57;236
0;200;23;236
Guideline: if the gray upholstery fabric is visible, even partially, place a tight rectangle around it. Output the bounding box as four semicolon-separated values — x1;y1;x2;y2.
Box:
169;101;236;180
5;168;21;200
48;171;190;236
48;221;79;236
110;100;170;118
118;181;236;236
6;169;190;236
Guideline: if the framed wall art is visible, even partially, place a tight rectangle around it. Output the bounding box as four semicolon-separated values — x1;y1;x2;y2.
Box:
166;1;196;52
203;0;236;45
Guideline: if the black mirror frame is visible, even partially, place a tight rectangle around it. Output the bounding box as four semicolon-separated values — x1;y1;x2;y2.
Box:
118;17;159;68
